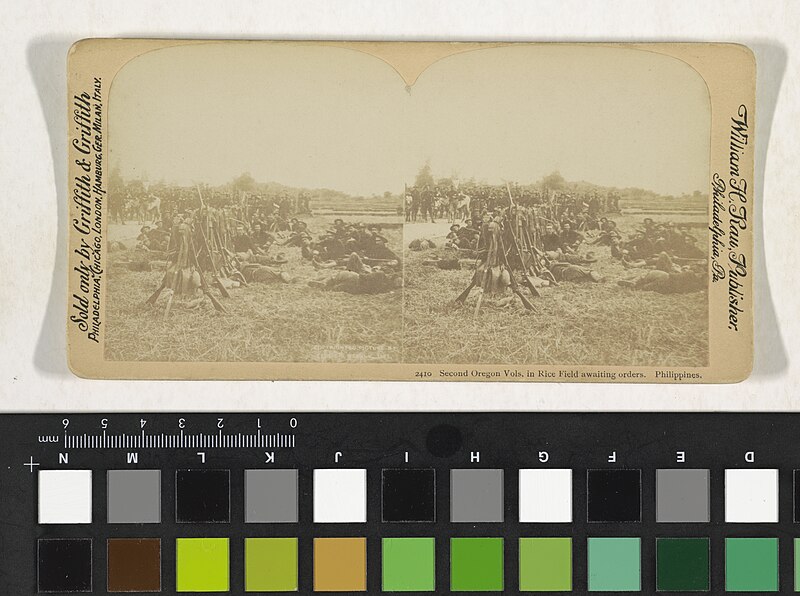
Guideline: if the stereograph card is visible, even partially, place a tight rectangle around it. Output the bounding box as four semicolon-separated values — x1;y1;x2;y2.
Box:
66;40;754;382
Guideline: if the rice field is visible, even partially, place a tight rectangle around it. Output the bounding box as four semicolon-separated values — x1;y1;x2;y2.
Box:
105;210;707;366
401;212;708;366
104;215;403;362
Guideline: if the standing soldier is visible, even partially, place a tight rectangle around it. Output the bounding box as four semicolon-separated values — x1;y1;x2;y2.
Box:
420;184;435;223
110;191;125;224
411;187;420;222
137;194;149;224
278;193;291;220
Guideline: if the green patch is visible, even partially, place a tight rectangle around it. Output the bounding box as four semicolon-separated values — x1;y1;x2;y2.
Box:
656;538;709;591
450;538;504;592
382;538;435;592
245;538;297;592
587;537;640;592
726;538;778;592
176;538;229;592
519;538;572;591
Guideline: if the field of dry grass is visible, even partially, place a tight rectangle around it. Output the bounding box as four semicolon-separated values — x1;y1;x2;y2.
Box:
105;209;707;366
402;212;708;366
104;215;403;362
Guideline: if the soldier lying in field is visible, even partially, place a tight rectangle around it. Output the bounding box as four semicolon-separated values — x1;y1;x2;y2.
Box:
408;238;436;250
240;264;293;284
617;269;705;294
547;262;602;283
307;253;401;294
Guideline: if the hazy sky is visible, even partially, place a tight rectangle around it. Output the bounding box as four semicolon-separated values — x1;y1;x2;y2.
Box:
110;44;710;197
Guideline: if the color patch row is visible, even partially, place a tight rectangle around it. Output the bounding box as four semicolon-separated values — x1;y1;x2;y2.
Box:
37;536;800;593
38;467;790;524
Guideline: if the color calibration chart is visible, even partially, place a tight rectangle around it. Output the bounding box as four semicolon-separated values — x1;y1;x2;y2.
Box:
2;413;798;593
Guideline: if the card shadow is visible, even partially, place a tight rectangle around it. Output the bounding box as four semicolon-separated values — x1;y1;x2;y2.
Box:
28;37;74;377
746;41;788;378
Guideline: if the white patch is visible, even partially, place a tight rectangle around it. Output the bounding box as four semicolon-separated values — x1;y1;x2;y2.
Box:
38;470;93;524
519;468;573;522
313;469;367;523
725;468;779;523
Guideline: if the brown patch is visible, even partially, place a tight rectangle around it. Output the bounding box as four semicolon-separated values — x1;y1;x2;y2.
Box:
314;537;367;591
107;538;161;592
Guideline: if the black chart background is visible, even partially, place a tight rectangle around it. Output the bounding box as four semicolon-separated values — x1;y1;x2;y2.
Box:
0;413;794;594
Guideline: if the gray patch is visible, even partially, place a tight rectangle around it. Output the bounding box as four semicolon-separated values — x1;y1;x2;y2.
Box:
245;469;299;523
450;469;504;522
656;468;710;522
107;470;161;524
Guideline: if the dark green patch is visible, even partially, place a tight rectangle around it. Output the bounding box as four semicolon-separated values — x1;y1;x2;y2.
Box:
656;538;709;592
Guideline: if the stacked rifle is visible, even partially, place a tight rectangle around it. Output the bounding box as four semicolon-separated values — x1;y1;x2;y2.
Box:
146;187;246;316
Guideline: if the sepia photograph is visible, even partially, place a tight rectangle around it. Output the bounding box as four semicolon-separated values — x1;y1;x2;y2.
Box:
401;45;710;367
104;45;405;363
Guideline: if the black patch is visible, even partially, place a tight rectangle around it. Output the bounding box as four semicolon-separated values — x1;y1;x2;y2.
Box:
176;469;230;523
382;469;436;522
794;470;800;522
587;469;641;522
38;539;92;593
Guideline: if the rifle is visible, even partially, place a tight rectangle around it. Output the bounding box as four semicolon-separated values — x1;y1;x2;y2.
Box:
188;235;226;313
198;224;230;299
193;191;232;298
506;182;515;207
453;222;488;308
497;233;536;310
147;222;193;316
503;217;540;298
473;224;498;318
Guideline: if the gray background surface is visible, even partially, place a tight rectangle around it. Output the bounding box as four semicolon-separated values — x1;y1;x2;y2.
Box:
0;0;796;408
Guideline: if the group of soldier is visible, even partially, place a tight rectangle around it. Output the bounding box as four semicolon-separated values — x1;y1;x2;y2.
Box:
406;185;707;295
307;219;400;263
111;174;403;296
110;182;313;231
230;217;401;294
608;218;706;263
404;182;621;225
230;216;398;261
131;208;402;296
124;178;706;302
135;221;172;252
608;218;707;293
